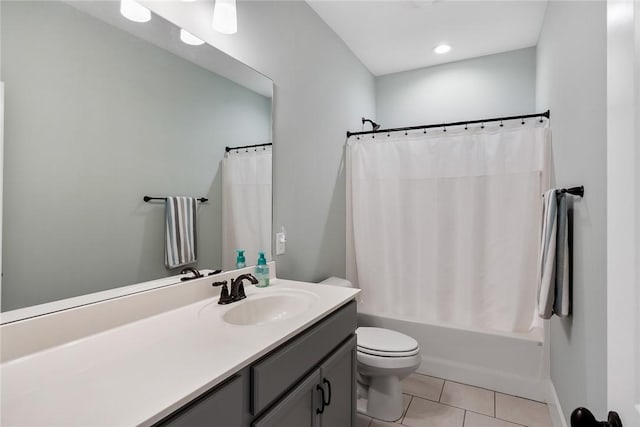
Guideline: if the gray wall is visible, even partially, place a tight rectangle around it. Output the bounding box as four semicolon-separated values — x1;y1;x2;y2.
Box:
163;1;376;282
376;47;536;128
1;1;271;310
536;1;607;421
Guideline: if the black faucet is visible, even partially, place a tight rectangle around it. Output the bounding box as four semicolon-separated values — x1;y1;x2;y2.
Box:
180;267;202;281
212;274;258;305
230;274;258;301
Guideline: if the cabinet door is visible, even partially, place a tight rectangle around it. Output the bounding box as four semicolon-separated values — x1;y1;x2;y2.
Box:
319;335;357;427
154;375;243;427
252;370;322;427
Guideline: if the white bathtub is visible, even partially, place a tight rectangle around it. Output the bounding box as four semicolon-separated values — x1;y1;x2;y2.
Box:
357;309;549;402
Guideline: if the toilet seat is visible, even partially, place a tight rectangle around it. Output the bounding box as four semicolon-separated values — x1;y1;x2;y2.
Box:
357;346;419;358
356;327;419;358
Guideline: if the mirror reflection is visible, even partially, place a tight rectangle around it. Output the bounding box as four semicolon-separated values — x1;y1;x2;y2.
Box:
1;0;273;313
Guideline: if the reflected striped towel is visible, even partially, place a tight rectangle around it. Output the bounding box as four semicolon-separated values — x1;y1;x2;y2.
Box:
537;189;570;319
165;196;198;269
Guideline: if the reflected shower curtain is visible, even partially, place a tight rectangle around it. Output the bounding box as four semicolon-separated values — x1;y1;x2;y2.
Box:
222;148;272;271
346;124;550;332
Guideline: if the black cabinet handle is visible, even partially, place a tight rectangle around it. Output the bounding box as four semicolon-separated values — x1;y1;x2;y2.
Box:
322;378;332;406
316;384;325;414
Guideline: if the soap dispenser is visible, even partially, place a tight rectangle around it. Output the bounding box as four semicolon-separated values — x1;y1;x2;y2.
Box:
255;252;270;288
236;249;246;269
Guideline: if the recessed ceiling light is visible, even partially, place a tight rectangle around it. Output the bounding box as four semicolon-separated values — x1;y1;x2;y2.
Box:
434;44;451;54
212;0;237;34
180;29;205;46
120;0;151;23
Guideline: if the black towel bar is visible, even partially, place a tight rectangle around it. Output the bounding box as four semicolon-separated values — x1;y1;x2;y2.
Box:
143;196;208;203
559;186;584;197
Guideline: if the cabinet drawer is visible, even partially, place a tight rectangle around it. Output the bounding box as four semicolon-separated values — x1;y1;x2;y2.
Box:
251;301;357;415
154;375;243;427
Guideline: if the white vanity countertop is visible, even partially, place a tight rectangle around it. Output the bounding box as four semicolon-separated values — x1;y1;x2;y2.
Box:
0;279;360;426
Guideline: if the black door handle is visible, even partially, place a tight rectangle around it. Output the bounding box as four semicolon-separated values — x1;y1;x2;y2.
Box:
316;384;326;414
322;378;332;406
571;407;623;427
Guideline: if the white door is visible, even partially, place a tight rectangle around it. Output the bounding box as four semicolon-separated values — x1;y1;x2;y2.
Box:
606;1;639;425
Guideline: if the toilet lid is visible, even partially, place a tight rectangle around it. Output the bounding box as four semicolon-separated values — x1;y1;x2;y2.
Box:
356;327;419;357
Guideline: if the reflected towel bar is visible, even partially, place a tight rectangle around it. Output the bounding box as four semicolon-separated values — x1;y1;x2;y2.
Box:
143;196;208;203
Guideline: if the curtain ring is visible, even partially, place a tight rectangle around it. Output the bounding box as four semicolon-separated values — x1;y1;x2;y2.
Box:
521;118;525;125
423;128;426;134
499;120;504;127
481;122;485;129
357;136;360;140
443;125;447;133
539;115;544;123
404;130;408;136
464;123;468;130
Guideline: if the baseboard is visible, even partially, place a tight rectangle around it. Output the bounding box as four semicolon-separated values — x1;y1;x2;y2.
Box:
416;354;548;402
546;380;568;427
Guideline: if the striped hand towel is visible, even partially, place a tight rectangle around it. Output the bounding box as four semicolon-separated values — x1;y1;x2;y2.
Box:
537;189;570;319
165;196;198;269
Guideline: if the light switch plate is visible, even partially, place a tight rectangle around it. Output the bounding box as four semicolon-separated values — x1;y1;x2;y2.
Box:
275;232;286;255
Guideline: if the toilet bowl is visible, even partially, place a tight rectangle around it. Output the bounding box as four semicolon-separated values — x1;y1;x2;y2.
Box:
355;327;421;421
319;277;422;422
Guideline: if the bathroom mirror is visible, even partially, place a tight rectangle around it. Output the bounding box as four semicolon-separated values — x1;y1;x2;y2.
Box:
0;1;273;316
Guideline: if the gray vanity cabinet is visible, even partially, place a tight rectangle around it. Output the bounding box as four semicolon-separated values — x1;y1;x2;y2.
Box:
251;370;322;427
252;336;356;427
154;301;357;427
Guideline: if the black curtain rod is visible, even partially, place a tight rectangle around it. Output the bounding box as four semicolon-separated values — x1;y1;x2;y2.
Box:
144;196;208;203
225;142;272;152
346;110;551;138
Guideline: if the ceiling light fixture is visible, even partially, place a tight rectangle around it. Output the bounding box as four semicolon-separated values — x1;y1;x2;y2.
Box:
433;44;451;54
180;29;205;46
120;0;151;23
212;0;237;34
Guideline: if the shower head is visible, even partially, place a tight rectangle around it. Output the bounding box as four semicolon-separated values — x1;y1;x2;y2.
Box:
362;117;381;131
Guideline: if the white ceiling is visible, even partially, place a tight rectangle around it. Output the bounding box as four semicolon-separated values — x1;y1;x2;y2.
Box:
306;0;548;76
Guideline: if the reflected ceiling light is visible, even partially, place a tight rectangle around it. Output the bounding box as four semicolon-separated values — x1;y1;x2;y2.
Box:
180;29;205;46
433;44;451;54
212;0;237;34
120;0;151;23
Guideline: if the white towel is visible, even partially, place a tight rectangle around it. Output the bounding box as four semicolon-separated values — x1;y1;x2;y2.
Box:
537;189;570;318
165;196;198;269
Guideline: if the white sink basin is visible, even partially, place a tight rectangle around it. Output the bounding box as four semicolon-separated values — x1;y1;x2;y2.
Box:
199;289;318;326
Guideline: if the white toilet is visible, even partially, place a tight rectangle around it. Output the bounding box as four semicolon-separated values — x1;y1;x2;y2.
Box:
356;326;421;421
319;277;422;422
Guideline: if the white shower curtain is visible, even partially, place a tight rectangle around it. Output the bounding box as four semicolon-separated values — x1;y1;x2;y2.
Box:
346;124;550;333
222;148;272;271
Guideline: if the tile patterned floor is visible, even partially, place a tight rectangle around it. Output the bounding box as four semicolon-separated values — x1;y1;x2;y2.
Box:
357;373;553;427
